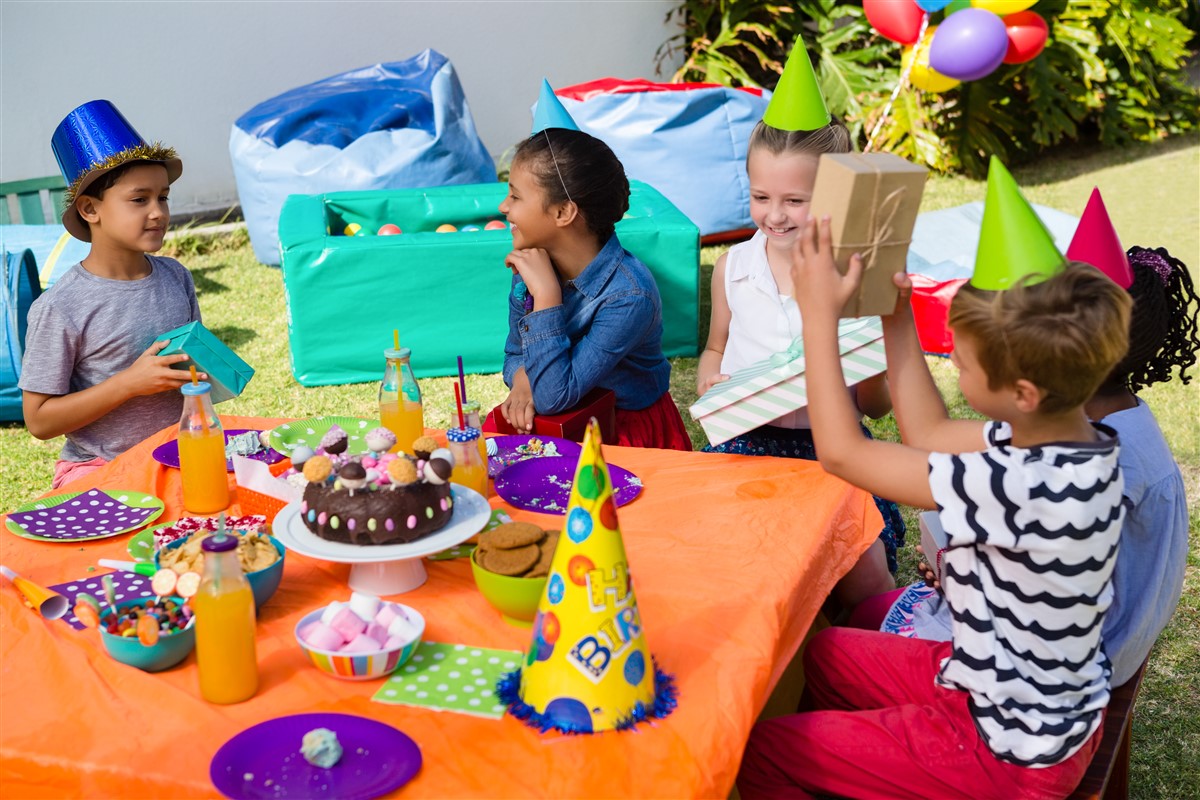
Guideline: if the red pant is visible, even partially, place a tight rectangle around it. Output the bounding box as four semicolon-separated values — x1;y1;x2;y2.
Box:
737;628;1101;800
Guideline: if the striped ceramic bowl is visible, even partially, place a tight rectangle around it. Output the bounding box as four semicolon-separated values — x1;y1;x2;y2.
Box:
293;604;424;681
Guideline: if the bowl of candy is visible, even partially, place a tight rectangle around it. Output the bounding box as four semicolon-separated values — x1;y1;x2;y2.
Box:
470;523;556;626
294;592;425;680
96;596;195;672
155;527;284;609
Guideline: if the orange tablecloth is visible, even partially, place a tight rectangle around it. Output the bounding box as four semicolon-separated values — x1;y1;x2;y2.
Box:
1;416;881;799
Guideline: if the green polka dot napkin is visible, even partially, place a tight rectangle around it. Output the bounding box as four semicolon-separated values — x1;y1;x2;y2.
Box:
371;641;522;719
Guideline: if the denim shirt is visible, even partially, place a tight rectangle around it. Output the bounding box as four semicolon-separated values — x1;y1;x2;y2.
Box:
502;234;671;413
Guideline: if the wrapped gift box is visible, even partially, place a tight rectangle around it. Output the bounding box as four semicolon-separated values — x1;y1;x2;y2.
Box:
278;181;699;386
156;321;255;404
689;318;886;446
490;387;616;444
810;153;928;318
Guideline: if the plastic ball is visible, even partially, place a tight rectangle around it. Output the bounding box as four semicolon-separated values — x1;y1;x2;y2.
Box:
484;220;507;231
344;223;363;236
461;224;481;232
377;223;402;235
435;223;457;233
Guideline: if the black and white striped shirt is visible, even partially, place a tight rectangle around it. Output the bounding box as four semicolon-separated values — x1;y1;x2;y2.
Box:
929;421;1123;767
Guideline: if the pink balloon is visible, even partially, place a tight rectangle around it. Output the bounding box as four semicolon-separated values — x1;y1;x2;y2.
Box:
1002;10;1049;65
864;0;926;45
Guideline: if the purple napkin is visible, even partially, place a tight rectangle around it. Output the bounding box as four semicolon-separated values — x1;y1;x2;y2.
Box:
9;489;158;540
49;570;157;630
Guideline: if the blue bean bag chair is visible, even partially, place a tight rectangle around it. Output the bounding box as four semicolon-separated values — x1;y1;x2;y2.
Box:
230;49;497;265
1;248;41;422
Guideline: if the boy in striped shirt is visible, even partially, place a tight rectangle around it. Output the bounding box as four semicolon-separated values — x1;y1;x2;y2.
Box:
737;214;1132;800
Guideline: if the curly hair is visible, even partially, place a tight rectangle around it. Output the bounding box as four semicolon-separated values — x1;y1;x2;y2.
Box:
948;263;1132;415
1096;246;1200;395
512;128;630;244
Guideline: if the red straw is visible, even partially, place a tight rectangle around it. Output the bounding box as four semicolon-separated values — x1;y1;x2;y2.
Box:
453;382;465;429
457;356;466;403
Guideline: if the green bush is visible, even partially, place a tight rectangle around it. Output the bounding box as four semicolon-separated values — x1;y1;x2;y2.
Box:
657;0;1199;176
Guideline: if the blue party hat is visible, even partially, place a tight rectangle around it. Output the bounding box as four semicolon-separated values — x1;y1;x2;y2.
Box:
531;79;580;134
50;100;182;241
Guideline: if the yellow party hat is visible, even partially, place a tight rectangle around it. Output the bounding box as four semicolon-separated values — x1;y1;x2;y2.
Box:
497;419;676;733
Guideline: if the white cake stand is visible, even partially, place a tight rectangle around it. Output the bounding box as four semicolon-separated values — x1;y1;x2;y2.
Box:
271;486;490;595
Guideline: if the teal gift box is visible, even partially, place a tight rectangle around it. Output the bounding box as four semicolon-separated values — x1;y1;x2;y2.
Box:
278;181;700;386
155;322;254;404
689;317;886;446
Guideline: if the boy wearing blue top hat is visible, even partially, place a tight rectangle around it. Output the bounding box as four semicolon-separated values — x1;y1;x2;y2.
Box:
21;100;205;488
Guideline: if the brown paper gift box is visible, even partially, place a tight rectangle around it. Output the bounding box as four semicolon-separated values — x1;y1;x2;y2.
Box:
809;153;928;318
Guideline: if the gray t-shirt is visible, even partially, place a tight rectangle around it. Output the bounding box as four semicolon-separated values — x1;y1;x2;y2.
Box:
19;256;202;462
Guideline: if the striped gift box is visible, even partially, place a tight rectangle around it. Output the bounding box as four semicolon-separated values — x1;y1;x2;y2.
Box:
689;317;886;446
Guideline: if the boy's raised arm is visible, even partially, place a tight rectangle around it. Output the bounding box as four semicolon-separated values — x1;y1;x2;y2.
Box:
791;218;935;510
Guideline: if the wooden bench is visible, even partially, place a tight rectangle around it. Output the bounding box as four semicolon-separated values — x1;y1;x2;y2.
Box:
1;175;67;225
1066;657;1150;800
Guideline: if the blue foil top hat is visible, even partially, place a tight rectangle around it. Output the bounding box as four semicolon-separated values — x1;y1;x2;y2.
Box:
531;79;580;134
51;100;182;242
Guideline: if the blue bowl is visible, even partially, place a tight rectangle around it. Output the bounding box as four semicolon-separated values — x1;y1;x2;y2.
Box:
99;597;194;672
155;533;285;610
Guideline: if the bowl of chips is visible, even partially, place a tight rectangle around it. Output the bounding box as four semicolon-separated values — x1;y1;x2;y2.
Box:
470;522;558;626
98;596;195;672
154;529;285;610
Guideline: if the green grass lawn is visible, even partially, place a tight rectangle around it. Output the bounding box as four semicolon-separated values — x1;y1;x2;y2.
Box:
3;135;1197;795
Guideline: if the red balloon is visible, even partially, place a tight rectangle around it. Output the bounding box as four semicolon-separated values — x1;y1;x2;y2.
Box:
1001;10;1048;65
864;0;926;45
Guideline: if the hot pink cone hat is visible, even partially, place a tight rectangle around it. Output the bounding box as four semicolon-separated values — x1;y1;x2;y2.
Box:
1066;188;1133;288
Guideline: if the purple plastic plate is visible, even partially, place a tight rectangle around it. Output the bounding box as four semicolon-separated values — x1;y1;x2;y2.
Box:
210;713;421;800
486;434;582;478
152;429;284;472
494;455;643;515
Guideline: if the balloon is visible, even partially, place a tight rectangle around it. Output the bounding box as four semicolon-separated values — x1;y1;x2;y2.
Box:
1001;10;1049;64
916;0;952;10
864;0;926;45
946;0;972;12
904;28;961;92
971;0;1037;13
929;8;1008;81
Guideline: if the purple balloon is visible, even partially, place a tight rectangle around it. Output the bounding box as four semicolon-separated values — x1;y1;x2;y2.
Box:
929;8;1008;81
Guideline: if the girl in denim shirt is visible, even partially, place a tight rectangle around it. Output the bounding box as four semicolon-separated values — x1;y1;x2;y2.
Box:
487;128;692;450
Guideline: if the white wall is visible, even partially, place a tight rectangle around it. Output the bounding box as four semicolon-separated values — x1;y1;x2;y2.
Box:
1;0;680;214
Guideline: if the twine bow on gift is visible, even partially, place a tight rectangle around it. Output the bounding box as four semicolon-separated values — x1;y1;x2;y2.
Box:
768;337;805;366
834;158;914;312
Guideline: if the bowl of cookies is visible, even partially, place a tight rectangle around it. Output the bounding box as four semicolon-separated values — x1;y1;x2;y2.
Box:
155;527;285;610
470;522;559;626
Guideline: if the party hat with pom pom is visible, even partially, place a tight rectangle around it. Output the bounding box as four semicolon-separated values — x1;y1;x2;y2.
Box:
497;419;676;733
531;78;580;134
971;156;1064;290
1066;187;1133;288
762;40;831;132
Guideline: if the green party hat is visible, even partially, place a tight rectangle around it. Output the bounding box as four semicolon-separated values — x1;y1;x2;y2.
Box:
762;41;831;132
971;156;1064;290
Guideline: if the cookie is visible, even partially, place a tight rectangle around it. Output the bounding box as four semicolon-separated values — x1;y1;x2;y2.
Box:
526;530;560;578
484;521;545;550
480;543;540;576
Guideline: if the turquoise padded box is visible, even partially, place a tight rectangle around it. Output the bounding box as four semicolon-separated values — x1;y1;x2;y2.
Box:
156;322;255;404
278;181;699;386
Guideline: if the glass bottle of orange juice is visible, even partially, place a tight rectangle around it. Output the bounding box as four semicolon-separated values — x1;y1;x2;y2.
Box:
446;426;487;496
178;382;230;514
379;348;424;454
460;399;488;466
194;526;258;704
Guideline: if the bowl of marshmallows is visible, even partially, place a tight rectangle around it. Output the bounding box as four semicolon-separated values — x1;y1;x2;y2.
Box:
294;591;425;680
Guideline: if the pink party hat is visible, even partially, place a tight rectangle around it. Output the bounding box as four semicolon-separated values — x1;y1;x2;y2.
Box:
1066;188;1133;288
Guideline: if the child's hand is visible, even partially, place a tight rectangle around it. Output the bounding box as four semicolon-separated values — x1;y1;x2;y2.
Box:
790;216;862;324
118;341;204;398
505;249;561;309
915;544;942;591
501;370;536;433
697;372;730;396
889;271;915;318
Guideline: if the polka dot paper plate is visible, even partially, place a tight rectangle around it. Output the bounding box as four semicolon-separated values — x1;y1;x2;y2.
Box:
5;488;165;542
262;416;381;458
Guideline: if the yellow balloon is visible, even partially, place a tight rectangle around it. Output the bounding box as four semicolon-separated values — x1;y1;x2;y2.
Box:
903;28;961;93
971;0;1037;13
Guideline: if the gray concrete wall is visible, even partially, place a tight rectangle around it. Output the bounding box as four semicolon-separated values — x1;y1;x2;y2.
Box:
1;0;680;215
